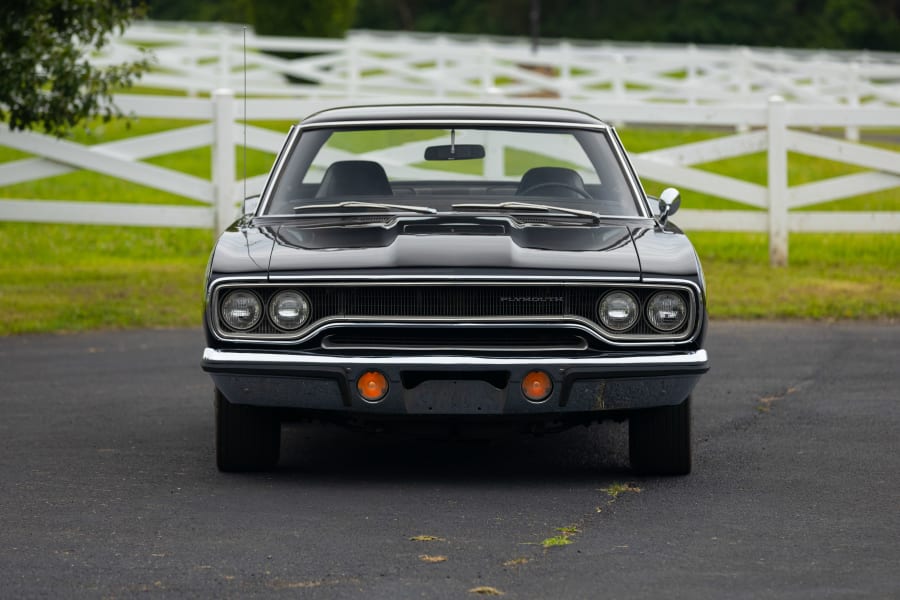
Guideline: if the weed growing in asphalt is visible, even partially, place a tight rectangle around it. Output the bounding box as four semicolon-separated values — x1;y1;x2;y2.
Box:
541;525;581;549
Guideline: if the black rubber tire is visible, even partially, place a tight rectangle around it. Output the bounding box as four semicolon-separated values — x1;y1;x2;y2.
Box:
215;389;281;472
628;395;692;475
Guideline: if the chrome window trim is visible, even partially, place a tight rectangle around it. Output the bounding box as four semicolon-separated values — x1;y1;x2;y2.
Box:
296;119;613;131
257;118;646;218
207;279;702;347
256;125;301;217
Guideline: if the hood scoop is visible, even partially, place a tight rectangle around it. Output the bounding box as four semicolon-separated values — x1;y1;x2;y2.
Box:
273;218;633;254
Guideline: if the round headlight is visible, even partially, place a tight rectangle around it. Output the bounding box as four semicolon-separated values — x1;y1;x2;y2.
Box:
647;291;688;332
221;290;262;331
598;291;639;332
268;291;310;331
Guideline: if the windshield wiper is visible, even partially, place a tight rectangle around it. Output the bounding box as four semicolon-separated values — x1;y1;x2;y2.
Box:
452;201;601;222
294;201;436;215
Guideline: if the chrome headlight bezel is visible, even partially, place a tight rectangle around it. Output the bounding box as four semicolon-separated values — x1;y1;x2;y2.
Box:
646;291;688;332
220;289;263;331
597;290;640;332
268;290;311;331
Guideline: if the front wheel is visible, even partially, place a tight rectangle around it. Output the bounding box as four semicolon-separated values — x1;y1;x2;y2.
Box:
215;389;280;472
628;396;692;475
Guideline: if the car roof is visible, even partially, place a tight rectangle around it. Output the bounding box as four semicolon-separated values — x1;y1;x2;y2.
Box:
300;104;610;129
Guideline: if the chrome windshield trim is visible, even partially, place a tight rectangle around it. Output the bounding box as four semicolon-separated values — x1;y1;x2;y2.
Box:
259;119;642;217
203;348;708;369
297;119;612;132
257;125;301;216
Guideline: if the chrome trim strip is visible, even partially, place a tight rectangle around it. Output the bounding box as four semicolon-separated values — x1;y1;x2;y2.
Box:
206;280;701;346
203;348;708;369
607;127;650;218
320;335;590;353
210;319;696;348
257;125;301;216
297;119;612;132
264;275;642;283
258;118;645;217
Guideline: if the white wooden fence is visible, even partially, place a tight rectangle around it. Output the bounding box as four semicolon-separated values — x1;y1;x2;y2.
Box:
105;23;900;110
2;23;899;265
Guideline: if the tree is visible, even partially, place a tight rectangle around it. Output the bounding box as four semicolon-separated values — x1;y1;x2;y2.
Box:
352;0;900;51
252;0;357;38
0;0;150;137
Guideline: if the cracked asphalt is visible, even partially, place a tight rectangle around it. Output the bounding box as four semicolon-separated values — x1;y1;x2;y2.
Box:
0;321;897;598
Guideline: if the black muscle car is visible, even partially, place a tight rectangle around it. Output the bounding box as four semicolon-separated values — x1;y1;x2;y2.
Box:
202;104;709;474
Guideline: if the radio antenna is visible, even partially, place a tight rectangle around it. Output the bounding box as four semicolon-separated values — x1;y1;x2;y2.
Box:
242;26;248;205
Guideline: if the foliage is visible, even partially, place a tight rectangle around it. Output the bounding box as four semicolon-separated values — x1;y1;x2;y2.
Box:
143;0;900;49
252;0;357;38
147;0;251;23
0;0;150;137
352;0;900;51
147;0;357;38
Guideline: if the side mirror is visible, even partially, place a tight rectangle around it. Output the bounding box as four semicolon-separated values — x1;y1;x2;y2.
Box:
658;187;681;226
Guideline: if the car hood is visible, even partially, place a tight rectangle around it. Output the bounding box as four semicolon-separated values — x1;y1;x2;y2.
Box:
210;217;700;281
264;218;642;276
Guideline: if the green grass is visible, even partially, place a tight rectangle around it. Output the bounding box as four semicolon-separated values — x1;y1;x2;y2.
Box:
0;224;213;334
694;232;899;319
0;226;894;335
0;122;898;334
618;128;900;212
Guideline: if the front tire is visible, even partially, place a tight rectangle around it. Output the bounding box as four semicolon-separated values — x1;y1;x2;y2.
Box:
215;389;280;472
628;395;692;475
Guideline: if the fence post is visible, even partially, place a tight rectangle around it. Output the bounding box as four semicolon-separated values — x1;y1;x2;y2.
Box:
212;89;236;234
767;95;788;267
480;38;494;97
347;34;360;101
736;47;752;133
218;33;231;90
845;62;860;142
435;35;447;99
559;40;571;101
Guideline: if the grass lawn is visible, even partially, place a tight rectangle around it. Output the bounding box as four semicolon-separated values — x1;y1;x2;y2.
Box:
0;122;897;335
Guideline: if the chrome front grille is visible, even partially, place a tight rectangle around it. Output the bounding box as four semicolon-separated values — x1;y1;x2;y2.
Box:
305;285;597;320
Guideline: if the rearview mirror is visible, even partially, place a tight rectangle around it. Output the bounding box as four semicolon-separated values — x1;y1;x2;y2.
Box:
424;144;485;161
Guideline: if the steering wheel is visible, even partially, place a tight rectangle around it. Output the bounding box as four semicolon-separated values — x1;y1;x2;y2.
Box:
519;181;593;200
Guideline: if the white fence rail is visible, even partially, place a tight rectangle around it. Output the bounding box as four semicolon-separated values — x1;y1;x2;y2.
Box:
2;23;900;265
105;24;900;110
2;92;898;265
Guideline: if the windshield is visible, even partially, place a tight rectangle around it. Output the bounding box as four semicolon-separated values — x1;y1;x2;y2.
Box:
262;126;642;217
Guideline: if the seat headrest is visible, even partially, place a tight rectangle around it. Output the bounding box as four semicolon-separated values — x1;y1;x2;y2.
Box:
315;160;393;198
516;167;586;197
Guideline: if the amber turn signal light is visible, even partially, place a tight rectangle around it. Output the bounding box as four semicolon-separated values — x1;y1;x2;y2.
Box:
357;370;389;402
522;370;552;402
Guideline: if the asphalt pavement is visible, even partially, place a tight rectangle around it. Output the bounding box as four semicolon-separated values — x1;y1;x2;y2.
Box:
0;322;897;599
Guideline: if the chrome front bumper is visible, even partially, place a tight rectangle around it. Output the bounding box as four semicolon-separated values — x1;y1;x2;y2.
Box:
202;348;709;415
